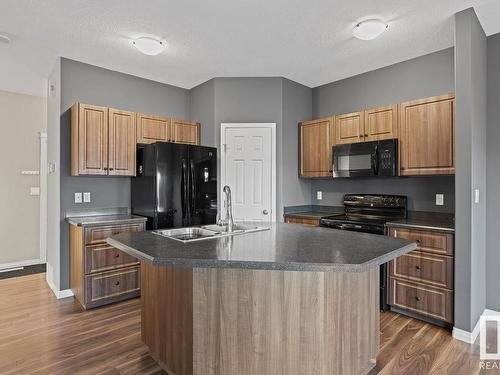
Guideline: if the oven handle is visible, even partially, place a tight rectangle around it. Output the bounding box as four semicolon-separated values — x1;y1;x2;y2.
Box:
372;145;379;175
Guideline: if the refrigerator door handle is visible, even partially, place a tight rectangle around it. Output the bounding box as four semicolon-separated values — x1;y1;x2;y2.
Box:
190;160;196;214
181;159;189;223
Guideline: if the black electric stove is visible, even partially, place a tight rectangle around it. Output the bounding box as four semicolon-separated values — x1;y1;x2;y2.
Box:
320;194;407;310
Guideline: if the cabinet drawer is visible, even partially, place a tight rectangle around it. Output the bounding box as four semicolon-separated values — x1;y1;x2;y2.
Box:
389;227;454;256
84;223;144;245
85;267;140;305
389;251;453;289
85;244;139;274
388;277;453;323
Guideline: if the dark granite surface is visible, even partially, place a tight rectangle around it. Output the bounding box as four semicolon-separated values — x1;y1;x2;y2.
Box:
283;205;343;220
66;214;147;227
107;222;416;272
387;211;455;232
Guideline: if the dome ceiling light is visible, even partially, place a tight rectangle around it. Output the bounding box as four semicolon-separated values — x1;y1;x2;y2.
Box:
131;36;166;56
352;19;388;41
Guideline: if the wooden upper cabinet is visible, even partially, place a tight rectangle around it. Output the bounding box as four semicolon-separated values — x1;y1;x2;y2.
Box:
71;103;109;176
364;104;398;141
136;113;171;144
171;119;200;145
334;111;364;144
108;109;136;176
399;94;455;176
299;117;334;178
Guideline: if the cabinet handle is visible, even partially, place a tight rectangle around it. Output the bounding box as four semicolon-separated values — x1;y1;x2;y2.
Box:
109;168;114;171
415;296;420;301
364;134;369;137
416;239;421;244
104;167;108;170
114;281;120;286
114;253;120;258
112;231;120;235
415;265;420;270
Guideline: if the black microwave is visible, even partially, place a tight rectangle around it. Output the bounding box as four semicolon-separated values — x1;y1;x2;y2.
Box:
332;139;397;178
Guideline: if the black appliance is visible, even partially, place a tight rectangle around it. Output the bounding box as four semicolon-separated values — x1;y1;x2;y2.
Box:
320;194;407;311
131;143;217;230
332;139;397;178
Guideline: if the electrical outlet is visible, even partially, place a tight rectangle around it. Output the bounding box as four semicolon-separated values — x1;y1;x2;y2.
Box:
435;194;444;206
317;191;323;200
83;192;91;203
74;192;82;204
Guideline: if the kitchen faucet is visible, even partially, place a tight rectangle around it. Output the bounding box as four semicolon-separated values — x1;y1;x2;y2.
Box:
218;185;234;233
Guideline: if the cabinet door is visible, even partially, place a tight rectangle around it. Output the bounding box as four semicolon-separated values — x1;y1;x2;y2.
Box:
136;113;171;144
71;103;108;176
399;94;455;176
364;104;398;141
108;108;136;176
171;119;200;145
299;117;333;178
334;111;364;144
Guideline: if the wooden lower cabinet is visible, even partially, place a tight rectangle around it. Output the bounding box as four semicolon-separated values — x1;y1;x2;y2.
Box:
387;225;454;324
284;216;321;226
70;220;145;309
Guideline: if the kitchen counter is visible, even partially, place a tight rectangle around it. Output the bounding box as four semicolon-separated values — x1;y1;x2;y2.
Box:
108;222;416;273
66;214;147;227
109;223;416;375
387;216;455;233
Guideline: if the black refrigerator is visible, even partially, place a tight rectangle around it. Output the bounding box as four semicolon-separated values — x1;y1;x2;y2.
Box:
131;143;217;230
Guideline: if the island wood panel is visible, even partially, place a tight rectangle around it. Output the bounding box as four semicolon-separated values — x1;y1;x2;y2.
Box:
71;103;109;175
299;117;334;178
141;263;193;375
399;93;455;176
335;111;364;144
193;267;379;375
108;108;136;176
284;216;321;226
70;224;85;307
389;227;454;256
171;119;200;145
136;113;171;144
364;104;398;141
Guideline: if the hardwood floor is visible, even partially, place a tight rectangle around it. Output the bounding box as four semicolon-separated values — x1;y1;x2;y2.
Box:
0;273;495;374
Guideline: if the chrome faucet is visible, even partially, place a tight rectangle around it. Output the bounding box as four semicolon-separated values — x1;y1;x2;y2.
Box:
218;185;234;233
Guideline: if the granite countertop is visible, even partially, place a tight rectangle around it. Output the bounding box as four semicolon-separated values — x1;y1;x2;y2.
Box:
387;217;455;233
107;222;416;273
66;214;147;227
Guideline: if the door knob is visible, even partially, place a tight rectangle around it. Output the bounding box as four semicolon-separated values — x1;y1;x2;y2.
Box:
262;209;269;215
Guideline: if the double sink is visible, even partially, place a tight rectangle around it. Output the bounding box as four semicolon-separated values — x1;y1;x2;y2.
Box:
153;224;269;243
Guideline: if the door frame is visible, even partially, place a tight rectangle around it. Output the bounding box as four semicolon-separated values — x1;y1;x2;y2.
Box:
220;123;277;222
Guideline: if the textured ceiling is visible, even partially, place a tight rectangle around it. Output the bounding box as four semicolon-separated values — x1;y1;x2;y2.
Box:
0;0;499;95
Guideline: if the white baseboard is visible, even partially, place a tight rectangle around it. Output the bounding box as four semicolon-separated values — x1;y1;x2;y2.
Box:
453;309;500;344
45;268;74;300
0;259;43;271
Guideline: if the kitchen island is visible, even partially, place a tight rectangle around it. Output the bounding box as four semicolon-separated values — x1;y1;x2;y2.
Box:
108;223;416;375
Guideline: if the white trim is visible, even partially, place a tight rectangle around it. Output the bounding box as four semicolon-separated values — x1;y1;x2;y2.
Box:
0;259;43;271
453;309;500;344
39;131;47;262
220;123;277;222
45;272;74;299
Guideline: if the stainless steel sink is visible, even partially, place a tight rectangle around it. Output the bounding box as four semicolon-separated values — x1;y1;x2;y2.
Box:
153;224;269;242
153;228;218;242
201;224;260;233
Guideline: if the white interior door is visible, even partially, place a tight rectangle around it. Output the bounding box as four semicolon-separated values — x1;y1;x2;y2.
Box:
221;123;276;222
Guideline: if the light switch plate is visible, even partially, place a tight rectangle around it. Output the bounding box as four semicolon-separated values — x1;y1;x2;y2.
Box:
435;194;444;206
83;192;91;203
30;187;40;196
74;192;82;204
474;189;480;204
317;191;323;200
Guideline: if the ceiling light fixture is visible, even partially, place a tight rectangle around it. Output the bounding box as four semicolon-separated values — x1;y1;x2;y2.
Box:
0;34;11;44
131;36;166;56
352;19;388;41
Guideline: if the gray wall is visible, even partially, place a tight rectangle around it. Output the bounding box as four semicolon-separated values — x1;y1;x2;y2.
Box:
486;33;500;310
59;58;190;289
454;8;487;332
190;79;216;147
282;78;313;207
311;48;456;213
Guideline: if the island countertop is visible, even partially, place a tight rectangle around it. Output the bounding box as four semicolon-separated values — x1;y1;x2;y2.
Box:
107;222;416;272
